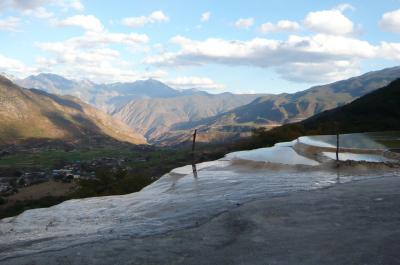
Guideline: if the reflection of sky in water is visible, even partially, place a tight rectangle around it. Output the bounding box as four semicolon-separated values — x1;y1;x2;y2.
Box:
298;136;336;148
226;145;319;166
299;132;400;150
322;152;395;162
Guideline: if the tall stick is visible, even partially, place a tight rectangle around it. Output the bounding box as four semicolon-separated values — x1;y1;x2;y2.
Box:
192;129;197;153
336;129;340;162
191;129;198;178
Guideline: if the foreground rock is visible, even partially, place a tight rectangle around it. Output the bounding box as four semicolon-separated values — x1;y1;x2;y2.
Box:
1;176;400;265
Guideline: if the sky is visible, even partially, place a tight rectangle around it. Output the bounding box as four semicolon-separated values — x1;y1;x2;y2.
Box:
0;0;399;94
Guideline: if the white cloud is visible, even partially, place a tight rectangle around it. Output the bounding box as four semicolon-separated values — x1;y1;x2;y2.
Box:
335;3;355;12
143;34;399;83
0;0;49;11
304;9;354;35
64;65;163;83
145;34;377;68
0;16;19;31
35;44;166;83
121;10;169;28
35;29;153;82
166;76;224;90
0;53;34;76
276;60;360;83
379;9;400;33
37;31;149;63
67;0;84;11
379;41;400;60
38;46;120;64
65;31;148;47
260;20;301;34
55;15;103;32
0;0;83;16
235;18;254;29
22;7;53;18
201;11;211;22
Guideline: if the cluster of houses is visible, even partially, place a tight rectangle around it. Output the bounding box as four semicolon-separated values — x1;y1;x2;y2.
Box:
0;181;12;196
0;156;137;196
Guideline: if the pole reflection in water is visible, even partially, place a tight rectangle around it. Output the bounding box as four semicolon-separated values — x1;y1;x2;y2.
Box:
192;163;198;178
336;166;341;184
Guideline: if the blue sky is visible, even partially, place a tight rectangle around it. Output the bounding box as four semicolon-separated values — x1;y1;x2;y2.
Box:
0;0;399;94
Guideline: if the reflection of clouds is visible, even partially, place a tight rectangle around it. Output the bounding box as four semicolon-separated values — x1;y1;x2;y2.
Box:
336;167;341;184
301;133;387;150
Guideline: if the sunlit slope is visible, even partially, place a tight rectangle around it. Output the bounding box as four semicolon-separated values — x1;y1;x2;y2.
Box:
0;76;146;145
300;78;400;132
184;66;400;128
253;79;400;146
156;66;400;145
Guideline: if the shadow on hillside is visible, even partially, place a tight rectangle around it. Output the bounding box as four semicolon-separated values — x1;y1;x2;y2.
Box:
30;89;83;111
0;127;23;145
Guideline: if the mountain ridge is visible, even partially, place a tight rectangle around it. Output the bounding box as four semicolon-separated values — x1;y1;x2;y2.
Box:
17;74;214;112
0;75;146;146
249;78;400;148
13;66;400;146
17;74;267;141
154;66;400;145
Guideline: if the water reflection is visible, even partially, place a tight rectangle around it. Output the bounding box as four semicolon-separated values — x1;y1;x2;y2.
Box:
191;163;198;178
299;132;400;150
323;152;395;162
226;145;319;166
336;167;341;184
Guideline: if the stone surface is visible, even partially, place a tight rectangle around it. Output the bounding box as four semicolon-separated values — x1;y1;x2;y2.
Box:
1;176;400;265
1;137;399;264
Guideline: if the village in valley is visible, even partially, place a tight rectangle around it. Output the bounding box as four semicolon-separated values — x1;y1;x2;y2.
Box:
0;140;154;202
0;156;134;196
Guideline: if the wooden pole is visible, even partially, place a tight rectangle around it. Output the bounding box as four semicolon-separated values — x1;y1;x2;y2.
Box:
191;129;198;178
192;129;197;153
336;128;340;162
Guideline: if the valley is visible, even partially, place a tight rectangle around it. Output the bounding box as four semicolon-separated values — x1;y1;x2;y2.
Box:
16;66;400;145
1;67;400;219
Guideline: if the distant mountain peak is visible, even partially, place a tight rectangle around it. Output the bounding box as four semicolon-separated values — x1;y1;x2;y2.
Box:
35;73;70;80
136;78;173;87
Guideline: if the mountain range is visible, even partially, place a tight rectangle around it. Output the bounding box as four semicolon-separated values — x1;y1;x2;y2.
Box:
297;78;400;134
152;66;400;145
16;74;231;113
251;78;400;148
112;93;262;140
0;76;146;146
14;66;400;146
16;74;265;142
